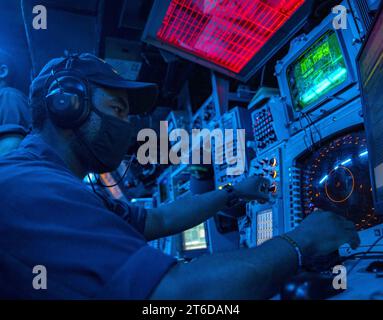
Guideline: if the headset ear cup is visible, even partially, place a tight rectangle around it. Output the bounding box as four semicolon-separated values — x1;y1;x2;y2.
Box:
45;74;90;129
46;89;78;113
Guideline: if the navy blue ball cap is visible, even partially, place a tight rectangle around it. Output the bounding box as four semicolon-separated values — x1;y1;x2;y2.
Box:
30;53;159;115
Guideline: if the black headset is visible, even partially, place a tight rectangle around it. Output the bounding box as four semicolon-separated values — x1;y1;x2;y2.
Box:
45;55;91;129
44;55;133;189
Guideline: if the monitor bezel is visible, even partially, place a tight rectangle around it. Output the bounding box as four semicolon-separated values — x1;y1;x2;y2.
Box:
286;30;352;114
356;2;383;215
142;0;316;82
275;6;361;122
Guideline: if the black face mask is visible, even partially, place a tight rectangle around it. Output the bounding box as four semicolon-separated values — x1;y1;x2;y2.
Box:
75;107;133;174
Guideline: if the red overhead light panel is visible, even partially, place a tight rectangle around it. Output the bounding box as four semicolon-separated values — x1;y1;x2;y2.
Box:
155;0;305;74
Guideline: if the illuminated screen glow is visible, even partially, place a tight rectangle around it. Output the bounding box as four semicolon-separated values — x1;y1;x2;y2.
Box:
182;223;207;250
287;31;348;111
299;131;383;230
156;0;305;73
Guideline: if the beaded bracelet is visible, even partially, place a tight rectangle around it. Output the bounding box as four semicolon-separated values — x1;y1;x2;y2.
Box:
278;234;303;269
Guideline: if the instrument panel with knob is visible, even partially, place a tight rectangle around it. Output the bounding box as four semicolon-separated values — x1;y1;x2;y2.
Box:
249;154;281;199
249;97;290;154
213;107;254;189
242;145;285;248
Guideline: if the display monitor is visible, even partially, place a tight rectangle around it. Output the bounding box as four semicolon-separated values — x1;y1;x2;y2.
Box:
182;223;208;251
143;0;316;81
358;4;383;214
299;130;383;229
287;30;348;112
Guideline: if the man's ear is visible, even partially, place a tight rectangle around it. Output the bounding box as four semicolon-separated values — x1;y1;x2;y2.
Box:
0;64;9;80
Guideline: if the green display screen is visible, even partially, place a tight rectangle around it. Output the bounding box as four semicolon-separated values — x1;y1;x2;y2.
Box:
287;31;348;111
182;223;207;251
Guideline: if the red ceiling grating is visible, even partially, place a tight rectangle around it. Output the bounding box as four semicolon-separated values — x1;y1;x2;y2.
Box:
156;0;305;73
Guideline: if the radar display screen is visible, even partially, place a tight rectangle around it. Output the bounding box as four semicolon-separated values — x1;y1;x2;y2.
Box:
299;131;383;230
287;31;348;111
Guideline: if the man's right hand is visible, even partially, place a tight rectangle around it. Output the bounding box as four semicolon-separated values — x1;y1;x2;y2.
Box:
287;211;361;258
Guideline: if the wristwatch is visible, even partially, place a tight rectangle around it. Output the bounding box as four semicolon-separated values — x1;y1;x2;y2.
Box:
219;183;241;209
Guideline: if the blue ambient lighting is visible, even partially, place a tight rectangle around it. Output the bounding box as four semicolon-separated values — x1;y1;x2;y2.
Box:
359;150;368;158
320;175;329;184
341;158;352;166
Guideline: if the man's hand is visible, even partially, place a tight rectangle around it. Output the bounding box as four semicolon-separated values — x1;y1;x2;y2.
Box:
234;175;271;203
287;211;360;257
